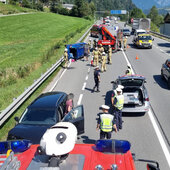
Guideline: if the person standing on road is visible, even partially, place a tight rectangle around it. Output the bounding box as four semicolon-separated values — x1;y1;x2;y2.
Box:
125;65;132;75
65;93;74;115
92;66;100;92
88;39;92;51
84;44;89;61
108;45;112;64
101;52;107;72
123;36;128;51
98;44;104;62
96;105;117;139
113;87;124;131
64;48;68;68
92;47;99;67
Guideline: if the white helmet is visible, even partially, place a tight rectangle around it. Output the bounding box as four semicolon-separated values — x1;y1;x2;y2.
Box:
102;52;105;55
64;48;68;52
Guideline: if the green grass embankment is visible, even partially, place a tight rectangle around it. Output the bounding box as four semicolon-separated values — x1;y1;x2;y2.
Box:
0;2;36;14
0;12;92;140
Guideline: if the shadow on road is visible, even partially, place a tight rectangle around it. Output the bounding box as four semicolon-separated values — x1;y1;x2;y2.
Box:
157;43;170;48
81;135;96;144
85;87;94;93
153;75;169;90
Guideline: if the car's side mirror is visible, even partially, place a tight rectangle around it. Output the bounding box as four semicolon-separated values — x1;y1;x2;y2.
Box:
144;80;147;83
111;81;115;84
147;163;160;170
14;117;19;122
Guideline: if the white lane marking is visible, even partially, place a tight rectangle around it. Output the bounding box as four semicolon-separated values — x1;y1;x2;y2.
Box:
85;75;88;80
77;94;83;105
122;50;170;168
121;48;135;74
82;82;86;91
160;49;164;53
49;62;71;92
148;109;170;167
88;68;90;73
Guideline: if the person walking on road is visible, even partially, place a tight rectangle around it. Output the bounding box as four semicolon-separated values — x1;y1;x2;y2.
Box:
108;45;112;64
92;47;99;67
98;44;104;62
92;66;100;92
64;48;68;68
96;105;117;139
101;52;107;72
112;87;124;131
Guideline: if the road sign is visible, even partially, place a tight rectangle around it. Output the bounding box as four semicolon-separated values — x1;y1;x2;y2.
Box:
110;10;127;15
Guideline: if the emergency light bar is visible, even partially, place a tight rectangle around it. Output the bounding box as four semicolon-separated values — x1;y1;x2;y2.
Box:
0;140;31;154
95;139;131;153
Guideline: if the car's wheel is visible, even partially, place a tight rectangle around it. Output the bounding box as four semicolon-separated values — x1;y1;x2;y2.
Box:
168;78;170;89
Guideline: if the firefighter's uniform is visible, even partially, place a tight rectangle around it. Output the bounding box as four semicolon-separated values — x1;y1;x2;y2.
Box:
101;52;107;72
93;48;99;67
123;36;128;51
98;45;104;62
64;49;68;68
108;46;112;64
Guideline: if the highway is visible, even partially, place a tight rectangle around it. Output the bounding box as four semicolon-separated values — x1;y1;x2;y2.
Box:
44;21;170;170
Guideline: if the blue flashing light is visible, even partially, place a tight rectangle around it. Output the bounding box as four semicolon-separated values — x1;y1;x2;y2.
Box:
0;140;31;154
95;139;131;154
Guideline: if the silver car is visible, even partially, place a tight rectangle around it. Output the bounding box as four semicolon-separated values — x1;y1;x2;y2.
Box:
111;75;150;113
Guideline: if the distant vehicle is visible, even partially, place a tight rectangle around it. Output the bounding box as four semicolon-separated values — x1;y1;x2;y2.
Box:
134;29;147;36
132;18;151;33
161;59;170;89
111;75;150;113
7;92;84;144
133;34;153;49
90;25;99;37
122;28;131;36
105;19;110;26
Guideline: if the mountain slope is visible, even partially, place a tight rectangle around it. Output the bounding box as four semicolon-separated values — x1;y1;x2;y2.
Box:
132;0;170;10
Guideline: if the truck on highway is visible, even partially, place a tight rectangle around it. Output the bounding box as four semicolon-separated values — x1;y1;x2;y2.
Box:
132;18;151;33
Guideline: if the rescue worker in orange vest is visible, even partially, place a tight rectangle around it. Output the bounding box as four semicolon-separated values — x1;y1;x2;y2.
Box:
92;47;99;67
123;36;128;51
96;105;117;139
108;45;112;64
64;48;68;68
101;52;107;72
112;87;124;131
98;44;104;62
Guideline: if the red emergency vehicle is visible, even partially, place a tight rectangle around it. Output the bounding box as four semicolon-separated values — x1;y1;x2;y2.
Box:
0;122;160;170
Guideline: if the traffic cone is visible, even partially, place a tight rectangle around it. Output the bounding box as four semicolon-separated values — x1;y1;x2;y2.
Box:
136;55;139;60
127;45;130;48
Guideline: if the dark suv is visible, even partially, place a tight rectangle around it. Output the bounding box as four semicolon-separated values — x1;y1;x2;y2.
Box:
7;92;84;144
161;59;170;89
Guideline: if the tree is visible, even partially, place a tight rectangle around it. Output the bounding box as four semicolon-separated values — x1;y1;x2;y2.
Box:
147;6;164;27
130;8;146;19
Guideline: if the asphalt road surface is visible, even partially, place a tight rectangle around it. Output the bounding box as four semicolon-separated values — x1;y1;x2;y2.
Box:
44;20;170;170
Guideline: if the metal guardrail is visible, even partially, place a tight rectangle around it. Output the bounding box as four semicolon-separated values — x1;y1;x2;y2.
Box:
150;31;170;39
0;24;93;126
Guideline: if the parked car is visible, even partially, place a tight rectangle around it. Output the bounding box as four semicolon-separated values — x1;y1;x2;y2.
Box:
161;59;170;89
7;92;84;144
122;28;131;36
111;75;150;113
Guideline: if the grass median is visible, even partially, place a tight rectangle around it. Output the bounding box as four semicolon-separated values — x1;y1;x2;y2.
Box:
0;12;92;140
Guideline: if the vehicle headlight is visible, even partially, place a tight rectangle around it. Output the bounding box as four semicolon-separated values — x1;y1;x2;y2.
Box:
139;42;142;45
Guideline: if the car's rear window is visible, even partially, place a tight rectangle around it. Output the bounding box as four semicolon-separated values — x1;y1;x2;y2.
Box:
20;108;57;125
120;79;143;86
123;29;130;32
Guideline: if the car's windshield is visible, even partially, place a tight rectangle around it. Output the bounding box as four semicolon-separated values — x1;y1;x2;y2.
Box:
20;108;57;125
139;36;152;40
120;79;144;86
137;32;146;35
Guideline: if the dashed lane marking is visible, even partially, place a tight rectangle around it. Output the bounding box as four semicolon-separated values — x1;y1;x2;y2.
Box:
82;82;86;91
77;94;83;105
85;75;88;80
122;49;170;168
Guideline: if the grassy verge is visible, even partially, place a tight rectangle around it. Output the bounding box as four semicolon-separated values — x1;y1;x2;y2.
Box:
0;12;91;111
0;2;36;14
0;15;93;141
